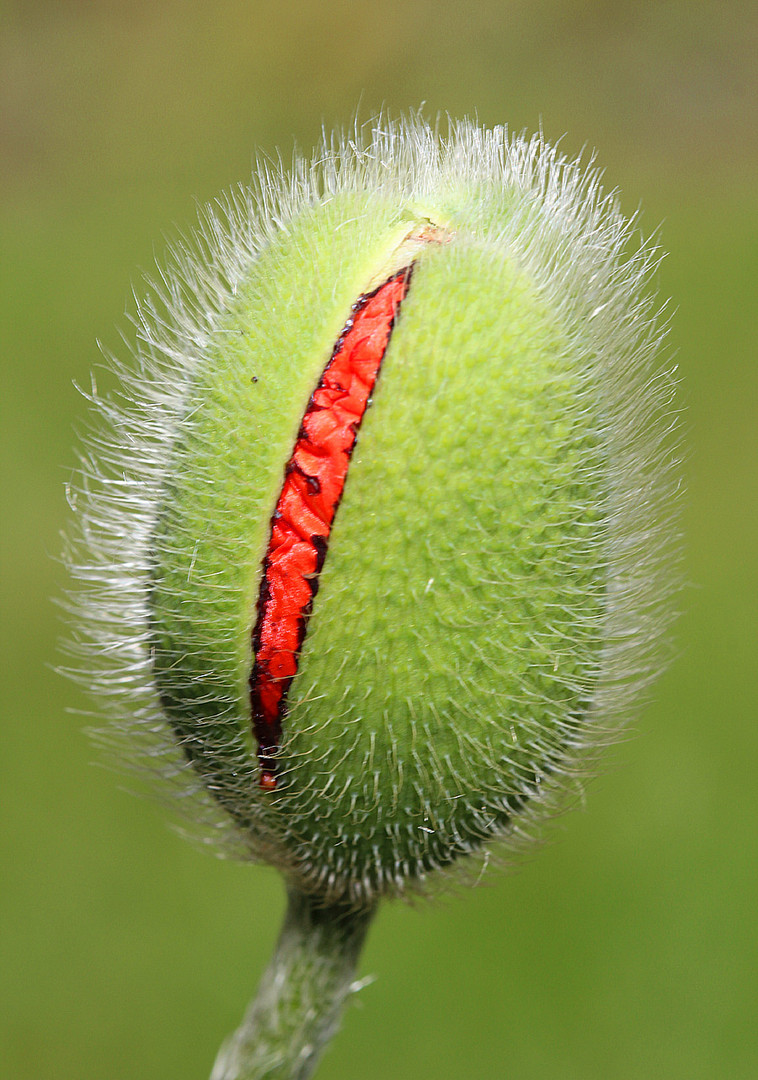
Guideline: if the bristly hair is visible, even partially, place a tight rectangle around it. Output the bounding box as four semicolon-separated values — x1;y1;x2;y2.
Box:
61;112;681;901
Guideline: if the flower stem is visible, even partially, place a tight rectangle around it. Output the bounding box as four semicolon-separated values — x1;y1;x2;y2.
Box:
210;886;376;1080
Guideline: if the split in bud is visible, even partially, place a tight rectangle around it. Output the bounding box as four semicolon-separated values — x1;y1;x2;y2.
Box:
66;116;680;907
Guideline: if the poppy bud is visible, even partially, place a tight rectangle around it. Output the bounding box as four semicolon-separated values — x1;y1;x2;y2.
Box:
68;117;677;909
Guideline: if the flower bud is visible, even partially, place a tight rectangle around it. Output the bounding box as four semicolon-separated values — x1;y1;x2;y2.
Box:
68;117;678;906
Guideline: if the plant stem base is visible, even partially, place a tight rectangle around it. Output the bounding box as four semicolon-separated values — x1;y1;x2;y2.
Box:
210;886;376;1080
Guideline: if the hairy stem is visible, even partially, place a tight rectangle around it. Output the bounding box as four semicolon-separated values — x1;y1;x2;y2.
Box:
210;887;376;1080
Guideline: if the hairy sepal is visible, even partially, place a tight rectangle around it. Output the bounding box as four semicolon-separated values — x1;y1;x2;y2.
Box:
66;117;679;905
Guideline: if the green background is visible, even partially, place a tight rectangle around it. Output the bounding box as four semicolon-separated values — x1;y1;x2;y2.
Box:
1;2;756;1077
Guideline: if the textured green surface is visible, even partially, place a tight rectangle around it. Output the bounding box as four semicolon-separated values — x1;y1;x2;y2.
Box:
285;242;602;876
3;2;757;1078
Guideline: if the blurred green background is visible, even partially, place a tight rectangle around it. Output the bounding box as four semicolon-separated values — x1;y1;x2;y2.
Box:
1;2;756;1077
